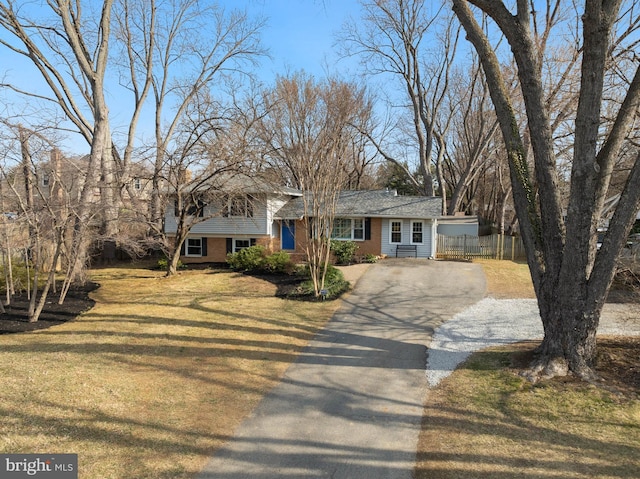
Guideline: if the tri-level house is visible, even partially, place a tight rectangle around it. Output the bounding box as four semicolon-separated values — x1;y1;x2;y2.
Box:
164;178;476;264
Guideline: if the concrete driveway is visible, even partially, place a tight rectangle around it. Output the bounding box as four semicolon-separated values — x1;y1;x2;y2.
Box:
197;259;486;479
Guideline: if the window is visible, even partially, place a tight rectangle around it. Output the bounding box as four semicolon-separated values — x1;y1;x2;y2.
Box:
181;199;205;217
353;219;364;240
390;220;402;244
331;218;365;241
224;195;254;218
234;239;251;252
186;238;202;256
42;174;50;187
332;218;352;240
412;221;423;244
133;178;142;190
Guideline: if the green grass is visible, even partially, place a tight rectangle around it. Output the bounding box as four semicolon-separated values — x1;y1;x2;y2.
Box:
0;267;342;478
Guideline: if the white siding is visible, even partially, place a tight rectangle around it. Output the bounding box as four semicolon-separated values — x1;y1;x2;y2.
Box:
164;194;271;236
267;196;292;237
381;219;434;258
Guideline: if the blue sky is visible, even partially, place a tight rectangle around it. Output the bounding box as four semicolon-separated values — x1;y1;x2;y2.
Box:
0;0;365;154
228;0;363;81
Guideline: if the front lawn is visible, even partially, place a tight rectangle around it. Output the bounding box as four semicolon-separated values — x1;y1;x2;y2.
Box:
415;259;640;478
0;267;342;478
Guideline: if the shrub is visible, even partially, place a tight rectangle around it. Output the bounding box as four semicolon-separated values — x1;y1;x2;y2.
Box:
226;246;267;272
227;246;294;274
330;240;358;265
155;256;185;271
363;253;378;263
297;264;350;299
262;250;294;274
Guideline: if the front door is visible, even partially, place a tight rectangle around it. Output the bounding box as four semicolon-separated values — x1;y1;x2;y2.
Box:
281;220;295;250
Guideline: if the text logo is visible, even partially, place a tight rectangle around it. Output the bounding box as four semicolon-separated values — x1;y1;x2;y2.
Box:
1;455;77;478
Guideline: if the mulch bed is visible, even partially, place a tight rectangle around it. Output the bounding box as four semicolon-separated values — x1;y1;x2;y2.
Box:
0;283;98;334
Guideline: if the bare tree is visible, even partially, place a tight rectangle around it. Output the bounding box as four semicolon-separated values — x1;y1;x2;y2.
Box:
0;0;266;277
257;73;369;296
440;61;500;215
0;0;117;292
341;0;461;199
112;0;266;239
0;124;73;322
452;0;640;380
162;94;258;276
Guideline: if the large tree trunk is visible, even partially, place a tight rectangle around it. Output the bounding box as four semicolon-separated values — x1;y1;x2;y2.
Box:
453;0;640;381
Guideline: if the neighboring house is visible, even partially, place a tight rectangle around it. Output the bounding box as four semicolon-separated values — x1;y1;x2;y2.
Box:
166;185;467;263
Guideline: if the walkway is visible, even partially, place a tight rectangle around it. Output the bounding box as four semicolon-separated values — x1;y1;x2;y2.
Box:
197;259;486;479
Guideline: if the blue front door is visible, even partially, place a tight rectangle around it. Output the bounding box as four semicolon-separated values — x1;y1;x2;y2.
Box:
282;220;295;250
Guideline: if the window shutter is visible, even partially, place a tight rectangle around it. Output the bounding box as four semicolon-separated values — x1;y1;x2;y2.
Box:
201;237;208;256
174;199;179;217
365;217;372;240
250;238;257;246
180;241;185;256
226;238;233;254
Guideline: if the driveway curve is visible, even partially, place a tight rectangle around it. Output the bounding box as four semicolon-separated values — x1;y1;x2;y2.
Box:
197;259;486;479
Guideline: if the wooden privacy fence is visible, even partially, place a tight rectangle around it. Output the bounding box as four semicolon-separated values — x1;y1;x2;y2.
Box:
437;234;526;260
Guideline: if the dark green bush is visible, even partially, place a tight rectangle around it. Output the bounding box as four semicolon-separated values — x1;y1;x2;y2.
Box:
262;250;294;274
297;264;350;299
227;246;294;274
330;240;358;265
226;245;267;272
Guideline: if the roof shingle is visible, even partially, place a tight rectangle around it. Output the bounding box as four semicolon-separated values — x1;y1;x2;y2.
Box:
275;190;443;219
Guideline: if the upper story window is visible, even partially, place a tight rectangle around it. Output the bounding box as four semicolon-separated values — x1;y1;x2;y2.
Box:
174;198;205;217
41;174;50;187
133;178;142;190
224;195;254;218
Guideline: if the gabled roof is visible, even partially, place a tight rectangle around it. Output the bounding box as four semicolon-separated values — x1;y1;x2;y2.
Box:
275;189;443;220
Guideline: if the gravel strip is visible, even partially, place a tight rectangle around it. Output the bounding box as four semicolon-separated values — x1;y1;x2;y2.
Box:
426;298;640;387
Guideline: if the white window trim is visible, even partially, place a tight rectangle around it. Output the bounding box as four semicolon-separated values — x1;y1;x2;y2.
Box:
353;218;365;240
331;217;366;241
185;237;203;257
233;238;251;253
226;195;254;218
389;219;403;244
411;221;424;245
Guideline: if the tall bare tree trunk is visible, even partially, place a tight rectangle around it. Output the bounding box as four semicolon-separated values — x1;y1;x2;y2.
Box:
453;0;640;380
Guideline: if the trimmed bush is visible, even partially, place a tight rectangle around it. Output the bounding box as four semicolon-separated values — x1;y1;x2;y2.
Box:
227;246;294;274
262;250;295;274
155;256;185;272
330;240;358;265
226;246;267;272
